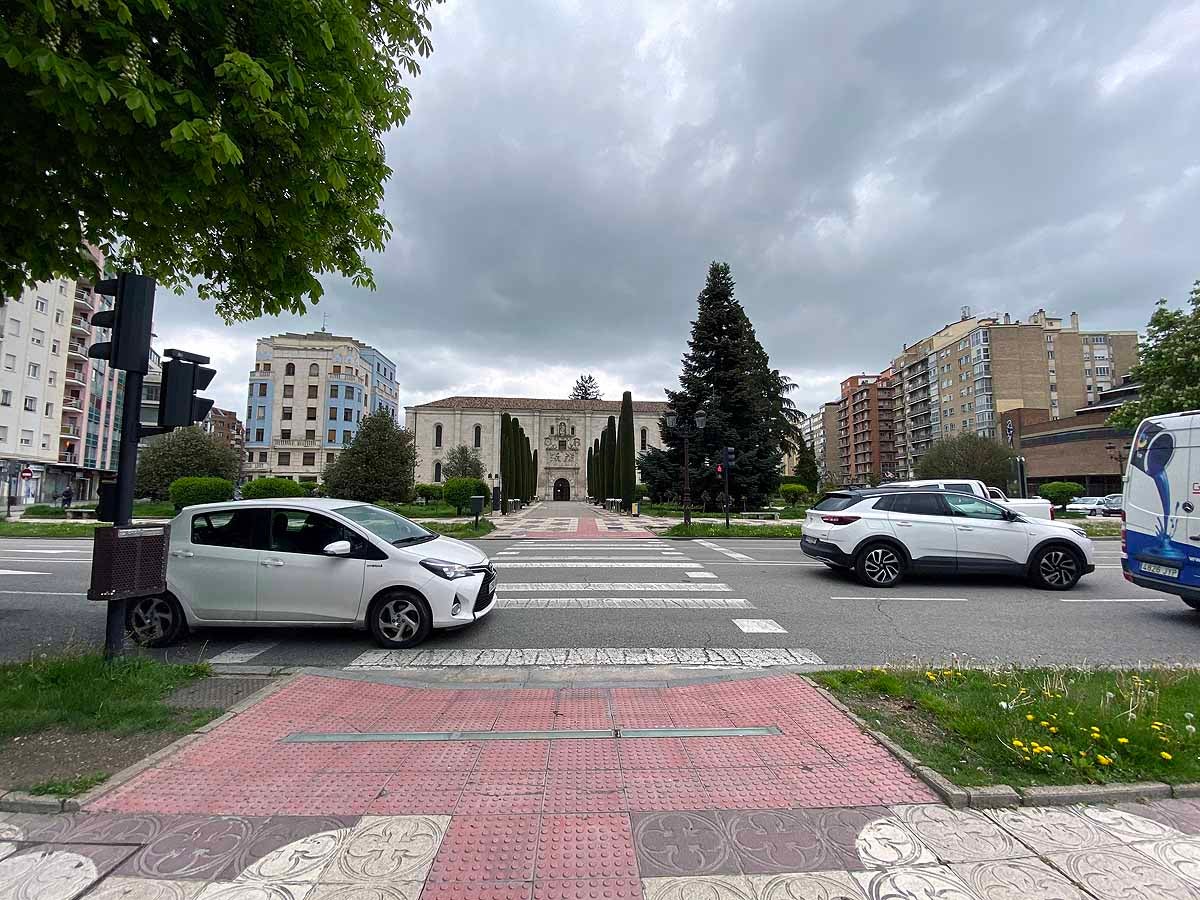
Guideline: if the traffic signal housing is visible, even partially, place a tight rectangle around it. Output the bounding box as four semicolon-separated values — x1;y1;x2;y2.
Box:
722;446;735;468
159;350;216;429
88;274;156;373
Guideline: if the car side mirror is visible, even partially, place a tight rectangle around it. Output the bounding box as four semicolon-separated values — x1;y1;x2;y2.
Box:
323;540;352;556
1004;510;1019;522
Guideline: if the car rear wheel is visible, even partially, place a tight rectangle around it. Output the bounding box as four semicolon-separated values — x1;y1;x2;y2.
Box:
855;543;905;588
368;591;432;649
127;593;187;647
1029;545;1083;590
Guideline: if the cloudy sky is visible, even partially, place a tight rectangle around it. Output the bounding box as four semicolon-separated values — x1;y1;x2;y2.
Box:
154;0;1200;420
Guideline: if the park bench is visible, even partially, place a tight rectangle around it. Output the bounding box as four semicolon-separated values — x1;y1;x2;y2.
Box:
65;508;97;520
742;511;780;520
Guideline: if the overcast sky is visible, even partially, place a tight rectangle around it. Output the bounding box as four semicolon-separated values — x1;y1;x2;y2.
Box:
154;0;1200;421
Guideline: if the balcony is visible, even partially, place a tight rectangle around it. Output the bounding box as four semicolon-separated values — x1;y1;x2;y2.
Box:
70;316;90;335
58;452;79;466
74;288;92;308
62;394;84;412
60;425;81;438
66;369;87;386
67;342;88;359
274;438;320;448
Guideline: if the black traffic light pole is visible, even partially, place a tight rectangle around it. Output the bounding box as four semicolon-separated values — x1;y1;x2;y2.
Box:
103;366;144;658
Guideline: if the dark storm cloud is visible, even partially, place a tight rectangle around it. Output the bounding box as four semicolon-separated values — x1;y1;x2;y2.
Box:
154;0;1200;417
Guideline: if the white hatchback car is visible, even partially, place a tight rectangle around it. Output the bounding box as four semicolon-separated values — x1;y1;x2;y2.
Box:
126;498;496;648
801;488;1095;590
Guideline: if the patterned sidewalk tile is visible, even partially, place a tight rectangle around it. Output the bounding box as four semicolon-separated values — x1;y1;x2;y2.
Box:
889;805;1026;864
746;871;867;900
641;875;758;900
0;842;135;900
982;805;1125;855
631;811;737;877
951;857;1093;900
1045;845;1200;899
85;876;208;899
317;815;448;884
853;865;978;900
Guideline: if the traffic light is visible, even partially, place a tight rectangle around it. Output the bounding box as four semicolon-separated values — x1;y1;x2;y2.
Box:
159;349;216;429
88;274;156;373
722;446;735;468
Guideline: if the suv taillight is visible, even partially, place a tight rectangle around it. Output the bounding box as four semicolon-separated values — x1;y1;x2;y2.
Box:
821;515;861;525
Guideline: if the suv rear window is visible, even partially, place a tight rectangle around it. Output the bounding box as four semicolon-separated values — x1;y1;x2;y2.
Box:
946;483;975;493
813;495;859;512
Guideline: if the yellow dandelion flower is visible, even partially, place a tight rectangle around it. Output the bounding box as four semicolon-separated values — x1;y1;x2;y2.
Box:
1097;755;1112;766
1162;752;1174;761
1049;727;1059;734
1026;714;1035;721
1151;723;1163;731
1117;737;1129;744
1040;721;1050;727
1012;739;1024;748
1023;756;1031;761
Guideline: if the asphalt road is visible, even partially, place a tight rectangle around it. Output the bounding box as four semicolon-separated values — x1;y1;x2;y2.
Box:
0;526;1195;669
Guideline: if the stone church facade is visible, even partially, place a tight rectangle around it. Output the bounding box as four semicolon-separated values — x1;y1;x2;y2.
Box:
404;396;669;500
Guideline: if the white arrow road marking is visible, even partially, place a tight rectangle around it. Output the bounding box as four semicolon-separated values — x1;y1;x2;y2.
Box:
732;618;788;633
488;555;694;561
697;539;755;561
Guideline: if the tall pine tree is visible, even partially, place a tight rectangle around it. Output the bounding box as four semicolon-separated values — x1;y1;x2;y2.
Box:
792;432;820;490
618;391;635;510
569;374;602;400
532;448;539;500
662;261;787;507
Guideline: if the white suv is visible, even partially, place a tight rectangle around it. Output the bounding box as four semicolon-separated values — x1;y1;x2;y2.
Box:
802;489;1095;590
126;498;497;649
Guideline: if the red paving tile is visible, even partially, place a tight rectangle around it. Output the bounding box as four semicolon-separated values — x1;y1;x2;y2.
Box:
533;879;643;900
543;772;624;814
429;815;540;883
368;773;470;815
423;882;534;900
536;814;639;880
275;772;389;815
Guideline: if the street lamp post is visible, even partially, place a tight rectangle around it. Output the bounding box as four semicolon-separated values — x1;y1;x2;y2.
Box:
1106;441;1131;491
665;409;706;527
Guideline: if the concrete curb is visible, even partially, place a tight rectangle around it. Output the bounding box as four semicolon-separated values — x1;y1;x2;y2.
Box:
803;677;1181;811
0;790;66;814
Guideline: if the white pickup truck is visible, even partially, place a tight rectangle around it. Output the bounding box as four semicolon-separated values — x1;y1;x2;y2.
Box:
882;479;1055;520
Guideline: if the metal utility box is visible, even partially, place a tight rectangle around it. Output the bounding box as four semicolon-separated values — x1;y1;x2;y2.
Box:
88;524;170;602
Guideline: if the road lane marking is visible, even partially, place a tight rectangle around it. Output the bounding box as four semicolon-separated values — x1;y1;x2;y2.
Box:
0;558;89;564
0;568;52;575
0;589;86;596
487;555;694;561
0;549;93;554
493;561;702;568
686;572;719;579
347;647;825;668
498;582;731;592
208;641;280;664
831;595;969;601
732;618;787;633
498;597;754;609
1058;597;1168;603
697;539;754;561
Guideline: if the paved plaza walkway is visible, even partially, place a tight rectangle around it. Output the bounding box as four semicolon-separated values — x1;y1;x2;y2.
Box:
6;670;1200;898
489;501;658;539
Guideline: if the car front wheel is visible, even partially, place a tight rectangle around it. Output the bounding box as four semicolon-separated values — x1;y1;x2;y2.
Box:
126;594;187;647
855;543;905;588
368;591;433;649
1029;545;1083;590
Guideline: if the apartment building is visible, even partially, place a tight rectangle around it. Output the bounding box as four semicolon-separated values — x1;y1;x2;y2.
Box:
835;372;896;486
889;308;1138;478
790;401;840;486
245;332;399;483
203;407;245;455
0;267;124;504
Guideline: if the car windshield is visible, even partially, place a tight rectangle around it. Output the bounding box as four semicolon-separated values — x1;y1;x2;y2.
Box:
335;504;436;546
1075;497;1101;504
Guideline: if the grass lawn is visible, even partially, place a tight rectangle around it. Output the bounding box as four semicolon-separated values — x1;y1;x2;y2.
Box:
22;500;176;520
424;519;496;539
639;503;808;520
1079;519;1122;538
815;667;1200;788
378;501;476;519
0;521;102;538
0;653;216;796
658;522;806;538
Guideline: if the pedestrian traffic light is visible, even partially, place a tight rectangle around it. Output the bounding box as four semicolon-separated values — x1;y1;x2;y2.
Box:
722;446;735;468
88;274;156;374
159;349;216;429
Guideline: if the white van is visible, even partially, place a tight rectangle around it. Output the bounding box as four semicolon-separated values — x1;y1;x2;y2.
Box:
1122;413;1200;607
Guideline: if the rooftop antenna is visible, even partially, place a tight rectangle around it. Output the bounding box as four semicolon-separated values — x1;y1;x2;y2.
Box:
320;312;328;333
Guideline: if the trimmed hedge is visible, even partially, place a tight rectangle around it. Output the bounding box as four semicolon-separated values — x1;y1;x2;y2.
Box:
443;477;490;515
415;483;443;502
241;477;308;500
169;477;234;509
780;484;809;506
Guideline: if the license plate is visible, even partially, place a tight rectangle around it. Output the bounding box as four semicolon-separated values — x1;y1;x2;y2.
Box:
1141;562;1180;579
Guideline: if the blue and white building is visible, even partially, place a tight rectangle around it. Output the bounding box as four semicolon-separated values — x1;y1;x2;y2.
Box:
245;331;399;484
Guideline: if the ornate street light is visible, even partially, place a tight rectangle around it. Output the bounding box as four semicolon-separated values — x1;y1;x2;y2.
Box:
665;409;706;526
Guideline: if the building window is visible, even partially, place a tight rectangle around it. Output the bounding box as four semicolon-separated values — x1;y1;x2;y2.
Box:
255;428;264;442
329;407;337;420
640;428;648;451
333;365;341;375
31;329;44;346
559;439;567;450
283;384;294;398
261;363;271;372
7;319;19;337
302;452;316;467
19;429;32;447
1097;366;1110;376
307;384;318;399
326;452;335;464
305;429;315;440
1046;351;1054;360
306;407;317;420
47;371;55;386
278;452;291;466
433;461;442;482
473;424;482;448
434;424;442;447
44;402;52;417
309;363;319;377
258;451;267;462
281;407;291;420
329;385;339;398
280;362;293;376
54;309;64;325
51;339;60;355
342;429;352;444
328;429;336;442
26;362;39;379
549;425;554;435
343;408;352;421
3;355;13;371
281;429;291;440
23;396;36;412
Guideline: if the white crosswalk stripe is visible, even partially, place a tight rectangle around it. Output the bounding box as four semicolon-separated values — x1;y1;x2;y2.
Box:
208;641;279;664
493;561;703;568
347;647;824;668
497;597;753;609
697;539;754;561
498;582;732;592
488;555;694;561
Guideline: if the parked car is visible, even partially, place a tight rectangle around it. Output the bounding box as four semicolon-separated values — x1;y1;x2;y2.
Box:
802;488;1094;590
1066;496;1108;515
880;479;1054;519
1122;413;1200;608
126;498;496;648
1101;494;1123;517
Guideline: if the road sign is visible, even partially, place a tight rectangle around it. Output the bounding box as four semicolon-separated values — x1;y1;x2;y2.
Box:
20;468;33;480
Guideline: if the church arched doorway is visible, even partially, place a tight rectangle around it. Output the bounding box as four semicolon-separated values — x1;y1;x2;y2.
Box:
553;478;570;501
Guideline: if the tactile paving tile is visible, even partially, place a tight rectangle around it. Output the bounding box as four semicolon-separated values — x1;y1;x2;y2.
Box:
617;739;690;770
421;881;535;900
543;772;624;814
275;773;390;816
472;742;550;773
536;814;639;880
428;816;540;883
370;774;471;816
457;774;546;815
548;740;620;771
533;878;643;900
622;771;712;812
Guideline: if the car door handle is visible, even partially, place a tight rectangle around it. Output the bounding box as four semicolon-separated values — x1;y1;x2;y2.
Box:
956;526;974;531
894;521;913;527
171;550;194;558
260;558;285;567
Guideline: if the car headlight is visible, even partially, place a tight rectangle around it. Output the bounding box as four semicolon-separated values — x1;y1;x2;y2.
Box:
420;558;474;580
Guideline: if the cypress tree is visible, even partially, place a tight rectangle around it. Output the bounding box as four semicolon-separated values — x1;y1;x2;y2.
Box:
510;416;522;505
598;427;609;501
586;445;593;498
499;412;511;512
592;438;601;503
618;390;635;510
532;448;539;500
606;415;618;504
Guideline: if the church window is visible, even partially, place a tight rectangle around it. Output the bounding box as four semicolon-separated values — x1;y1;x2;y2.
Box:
434;424;442;448
433;461;442;482
640;428;648;451
473;424;482;448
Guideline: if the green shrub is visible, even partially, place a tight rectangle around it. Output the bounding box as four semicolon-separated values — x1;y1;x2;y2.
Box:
780;484;809;506
415;483;443;502
241;477;308;500
443;477;490;515
634;483;649;501
1038;480;1085;509
169;477;234;509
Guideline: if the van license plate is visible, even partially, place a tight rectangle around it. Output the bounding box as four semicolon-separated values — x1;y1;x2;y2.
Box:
1141;562;1180;579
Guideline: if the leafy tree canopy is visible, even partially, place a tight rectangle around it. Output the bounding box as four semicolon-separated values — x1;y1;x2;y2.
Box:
792;432;819;490
569;374;602;400
1039;480;1085;509
443;476;488;515
1109;281;1200;430
135;426;240;499
913;433;1015;489
323;409;416;502
442;444;484;480
1;0;440;320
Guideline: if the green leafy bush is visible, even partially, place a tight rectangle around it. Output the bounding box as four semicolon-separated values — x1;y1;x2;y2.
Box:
241;477;307;500
634;483;649;501
780;484;809;506
415;483;443;502
443;477;490;515
169;477;234;509
1039;481;1085;509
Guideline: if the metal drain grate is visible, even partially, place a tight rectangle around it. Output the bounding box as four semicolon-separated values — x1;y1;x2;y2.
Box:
282;725;781;743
